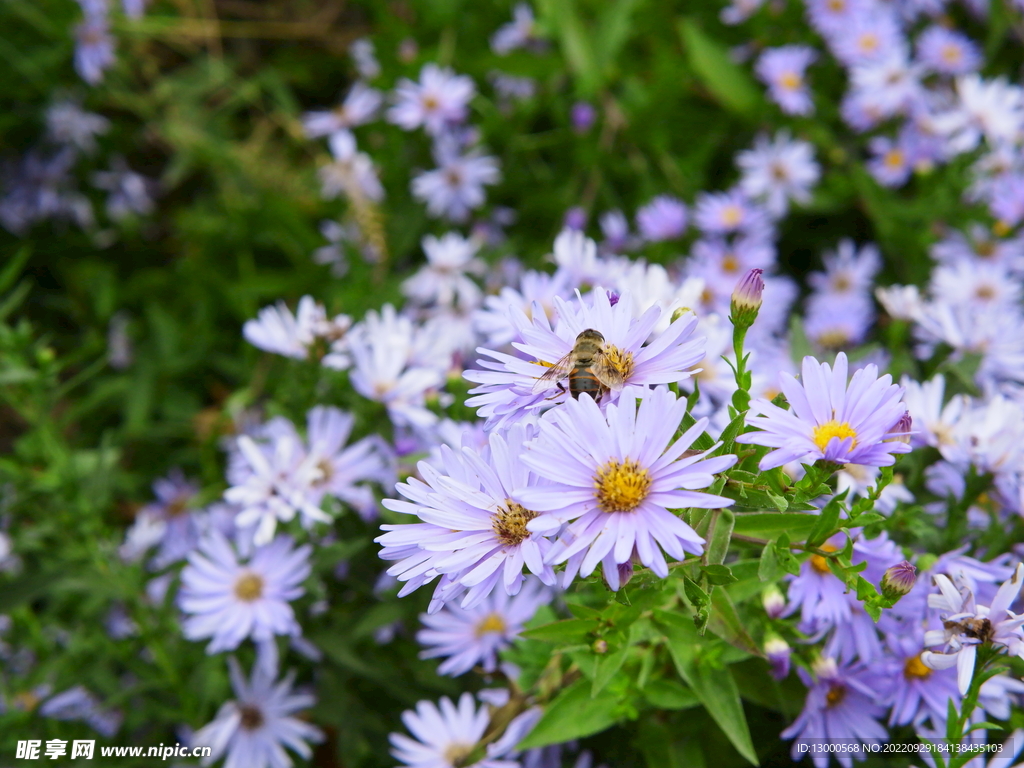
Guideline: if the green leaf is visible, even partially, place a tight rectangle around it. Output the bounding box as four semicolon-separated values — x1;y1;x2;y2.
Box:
643;678;701;710
774;534;801;576
594;0;642;75
0;570;69;613
678;18;761;116
637;717;689;768
733;512;816;540
656;611;759;766
517;678;621;749
757;543;779;582
704;509;734;566
701;564;738;586
807;490;847;547
707;588;762;658
520;618;596;644
537;0;601;95
592;646;630;697
683;576;711;633
0;245;30;294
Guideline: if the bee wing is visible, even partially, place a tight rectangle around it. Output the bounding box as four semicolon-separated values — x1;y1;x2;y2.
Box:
592;353;626;391
531;350;575;392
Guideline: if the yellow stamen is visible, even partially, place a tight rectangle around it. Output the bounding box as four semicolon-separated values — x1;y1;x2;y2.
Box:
491;502;538;547
476;613;507;637
595;459;651;513
812;420;858;452
904;654;933;680
234;572;264;602
779;71;802;91
721;205;743;228
811;543;838;574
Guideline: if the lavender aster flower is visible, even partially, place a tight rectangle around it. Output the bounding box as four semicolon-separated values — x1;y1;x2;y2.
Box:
756;46;817;116
782;657;889;767
922;563;1024;694
417;578;550;676
193;657;323;768
45;101;109;153
635;195;687;242
178;532;311;653
377;423;558;611
388;64;476;135
390;692;538;768
412;148;500;223
302;82;382;138
693;189;771;236
516;387;737;587
735;352;911;470
466;288;706;431
74;13;115;85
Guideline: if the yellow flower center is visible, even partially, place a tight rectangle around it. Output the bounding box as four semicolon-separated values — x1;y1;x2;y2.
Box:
722;253;740;273
904;654;933;680
814;329;851;349
595;458;651;513
812;420;858;452
811;544;838;574
779;71;802;91
234;571;264;602
858;32;879;53
444;743;474;766
721;205;743;228
475;613;507;637
884;149;905;169
491;501;538;547
602;343;635;382
941;44;962;64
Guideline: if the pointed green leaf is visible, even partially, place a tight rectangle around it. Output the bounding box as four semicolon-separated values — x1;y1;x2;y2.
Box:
656;611;759;766
678;18;761;116
516;678;621;749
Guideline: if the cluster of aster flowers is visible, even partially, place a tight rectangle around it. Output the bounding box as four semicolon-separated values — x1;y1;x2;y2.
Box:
12;0;1024;766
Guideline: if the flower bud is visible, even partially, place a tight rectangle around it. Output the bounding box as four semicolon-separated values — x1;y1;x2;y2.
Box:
764;636;791;680
886;412;913;445
762;585;786;619
670;306;695;324
730;268;764;330
592;639;608;654
880;560;917;601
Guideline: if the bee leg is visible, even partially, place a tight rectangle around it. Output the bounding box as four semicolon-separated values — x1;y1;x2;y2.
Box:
544;381;567;402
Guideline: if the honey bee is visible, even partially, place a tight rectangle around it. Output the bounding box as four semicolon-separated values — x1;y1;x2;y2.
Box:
943;616;993;642
532;329;626;402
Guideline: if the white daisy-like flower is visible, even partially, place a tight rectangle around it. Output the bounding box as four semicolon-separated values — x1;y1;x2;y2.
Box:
377;423;557;611
390;692;539;768
302;82;382;138
466;289;707;431
922;564;1024;695
194;657;323;768
179;532;311;653
417;577;550;676
388;64;476;135
403;232;486;310
515;386;737;588
736;131;821;217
